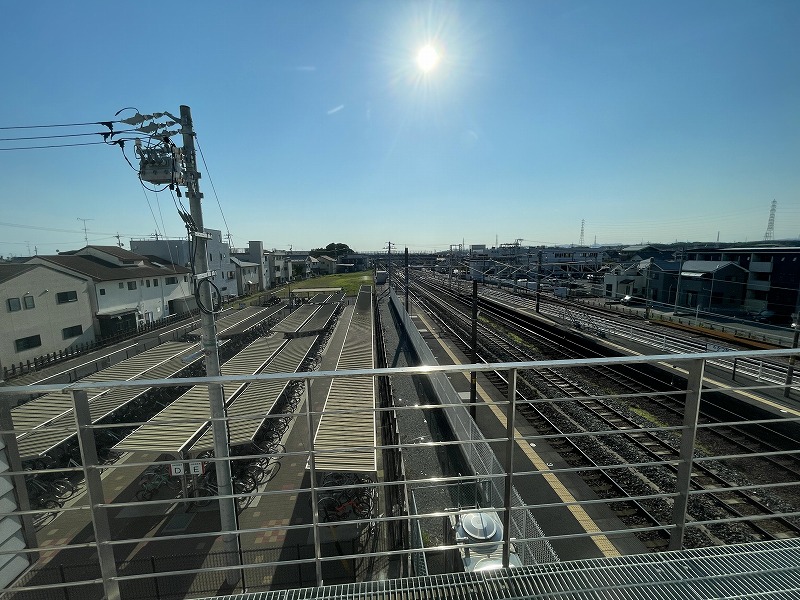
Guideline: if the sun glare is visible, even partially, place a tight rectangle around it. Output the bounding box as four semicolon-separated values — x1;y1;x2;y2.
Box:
416;44;440;72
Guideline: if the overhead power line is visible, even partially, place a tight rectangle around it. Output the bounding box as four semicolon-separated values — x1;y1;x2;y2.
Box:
0;141;111;151
0;120;121;130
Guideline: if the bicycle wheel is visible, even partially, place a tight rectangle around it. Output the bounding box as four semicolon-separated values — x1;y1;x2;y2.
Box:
261;461;281;483
244;464;266;484
353;494;374;518
165;476;182;490
135;488;153;502
234;474;257;494
49;479;75;500
192;487;213;507
317;496;340;522
34;494;63;510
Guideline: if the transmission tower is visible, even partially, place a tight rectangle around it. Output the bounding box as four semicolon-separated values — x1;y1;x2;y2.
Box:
763;200;777;241
578;219;585;246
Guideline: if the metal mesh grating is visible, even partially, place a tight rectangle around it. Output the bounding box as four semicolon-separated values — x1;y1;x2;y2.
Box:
199;538;800;600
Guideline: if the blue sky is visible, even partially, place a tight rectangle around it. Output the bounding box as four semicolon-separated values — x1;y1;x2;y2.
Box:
1;1;798;255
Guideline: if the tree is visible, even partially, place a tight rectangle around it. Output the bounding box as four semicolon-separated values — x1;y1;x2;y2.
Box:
310;243;352;258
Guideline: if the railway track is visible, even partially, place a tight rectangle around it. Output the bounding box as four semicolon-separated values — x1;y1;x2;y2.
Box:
406;274;800;549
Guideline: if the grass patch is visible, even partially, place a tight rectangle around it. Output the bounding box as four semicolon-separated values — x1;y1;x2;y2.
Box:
629;406;669;429
276;271;373;297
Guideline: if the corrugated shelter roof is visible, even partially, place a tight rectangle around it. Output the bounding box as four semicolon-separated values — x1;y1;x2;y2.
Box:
11;342;198;458
192;335;319;451
313;285;376;473
114;335;286;454
215;304;286;339
272;304;320;334
297;304;338;334
15;343;203;459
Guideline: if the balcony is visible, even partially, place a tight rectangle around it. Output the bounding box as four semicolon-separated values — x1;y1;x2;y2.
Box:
749;261;773;273
747;278;771;292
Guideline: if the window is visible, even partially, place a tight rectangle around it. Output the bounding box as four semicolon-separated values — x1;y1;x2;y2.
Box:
165;276;178;285
56;291;78;304
23;295;35;309
7;298;21;312
184;275;188;282
119;282;124;289
146;279;151;288
153;279;159;287
100;288;106;295
127;281;137;290
15;334;42;352
62;324;83;339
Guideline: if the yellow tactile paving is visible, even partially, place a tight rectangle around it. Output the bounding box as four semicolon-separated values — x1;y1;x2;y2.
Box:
415;311;622;558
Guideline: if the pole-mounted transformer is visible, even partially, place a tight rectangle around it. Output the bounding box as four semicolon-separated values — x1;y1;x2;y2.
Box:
135;138;184;186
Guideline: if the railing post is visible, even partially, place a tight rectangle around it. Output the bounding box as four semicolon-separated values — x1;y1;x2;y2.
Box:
502;368;516;568
303;378;323;586
72;390;121;600
669;358;705;551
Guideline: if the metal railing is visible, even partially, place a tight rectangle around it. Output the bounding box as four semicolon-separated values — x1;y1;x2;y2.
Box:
0;346;799;600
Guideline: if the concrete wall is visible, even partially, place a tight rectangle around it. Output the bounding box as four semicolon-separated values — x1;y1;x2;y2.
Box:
0;266;94;371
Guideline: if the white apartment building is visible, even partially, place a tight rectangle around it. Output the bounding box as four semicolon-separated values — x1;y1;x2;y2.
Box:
27;246;193;339
130;229;239;300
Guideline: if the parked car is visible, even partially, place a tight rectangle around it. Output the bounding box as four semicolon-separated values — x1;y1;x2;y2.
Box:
620;295;645;305
750;310;783;325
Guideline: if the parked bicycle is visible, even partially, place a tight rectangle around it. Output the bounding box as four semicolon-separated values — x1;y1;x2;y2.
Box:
189;469;258;510
135;466;181;501
315;472;377;522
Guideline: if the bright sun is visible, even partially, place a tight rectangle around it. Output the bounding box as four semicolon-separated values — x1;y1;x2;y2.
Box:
416;45;440;72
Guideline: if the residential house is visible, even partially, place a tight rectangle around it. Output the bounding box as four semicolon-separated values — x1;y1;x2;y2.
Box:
603;263;644;300
0;264;94;372
317;255;337;275
230;256;261;296
28;246;193;338
688;246;800;320
674;260;751;315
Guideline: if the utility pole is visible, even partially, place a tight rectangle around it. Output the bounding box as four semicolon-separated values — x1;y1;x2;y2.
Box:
644;258;652;320
785;328;799;398
387;242;392;290
672;246;686;315
404;247;409;311
536;250;543;313
470;279;478;420
179;105;241;585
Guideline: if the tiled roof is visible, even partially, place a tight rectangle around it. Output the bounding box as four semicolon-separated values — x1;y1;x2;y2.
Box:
0;263;38;285
682;260;746;274
30;254;190;282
